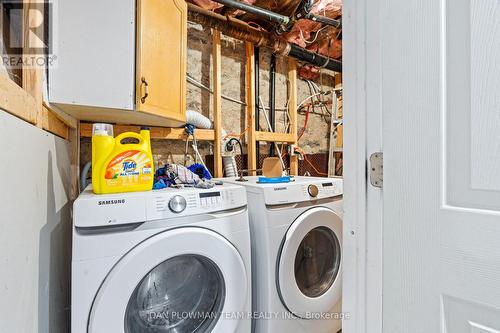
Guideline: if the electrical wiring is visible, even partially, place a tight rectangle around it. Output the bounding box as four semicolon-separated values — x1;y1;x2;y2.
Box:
297;92;326;110
307;79;332;119
293;146;329;177
299;25;330;45
223;126;250;140
297;105;311;141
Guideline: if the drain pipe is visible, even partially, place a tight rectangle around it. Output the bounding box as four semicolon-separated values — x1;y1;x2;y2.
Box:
255;47;261;165
269;54;276;156
288;44;341;72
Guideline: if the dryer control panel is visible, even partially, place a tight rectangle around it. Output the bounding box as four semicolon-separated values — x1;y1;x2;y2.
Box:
74;184;247;228
262;178;343;206
221;176;343;206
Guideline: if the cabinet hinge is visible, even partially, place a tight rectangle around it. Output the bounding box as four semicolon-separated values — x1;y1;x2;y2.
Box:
369;152;383;188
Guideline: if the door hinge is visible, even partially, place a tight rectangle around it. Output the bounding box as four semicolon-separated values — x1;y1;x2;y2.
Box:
369;152;383;188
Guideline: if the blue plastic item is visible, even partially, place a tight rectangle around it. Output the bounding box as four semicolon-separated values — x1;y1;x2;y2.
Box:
257;176;292;183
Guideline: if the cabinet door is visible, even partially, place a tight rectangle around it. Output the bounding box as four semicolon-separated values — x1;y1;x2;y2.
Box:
136;0;187;123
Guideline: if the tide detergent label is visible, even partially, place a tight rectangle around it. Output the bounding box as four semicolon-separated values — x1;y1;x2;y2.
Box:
105;150;152;187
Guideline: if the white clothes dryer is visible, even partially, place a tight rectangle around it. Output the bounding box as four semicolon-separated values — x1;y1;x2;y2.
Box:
223;176;343;333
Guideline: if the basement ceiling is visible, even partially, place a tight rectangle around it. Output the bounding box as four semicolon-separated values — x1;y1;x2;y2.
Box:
187;0;342;78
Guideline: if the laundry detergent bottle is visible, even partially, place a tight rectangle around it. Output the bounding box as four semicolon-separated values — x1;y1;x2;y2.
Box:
91;123;154;194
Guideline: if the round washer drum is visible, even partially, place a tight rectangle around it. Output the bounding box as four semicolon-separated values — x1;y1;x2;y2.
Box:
88;227;248;333
277;207;343;319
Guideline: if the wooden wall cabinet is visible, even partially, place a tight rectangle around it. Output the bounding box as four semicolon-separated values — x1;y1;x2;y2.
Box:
49;0;187;127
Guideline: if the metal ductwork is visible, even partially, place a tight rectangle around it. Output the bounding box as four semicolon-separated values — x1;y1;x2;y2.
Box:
187;3;342;73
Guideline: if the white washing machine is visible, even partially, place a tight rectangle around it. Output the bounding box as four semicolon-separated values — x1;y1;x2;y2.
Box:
72;184;252;333
223;176;343;333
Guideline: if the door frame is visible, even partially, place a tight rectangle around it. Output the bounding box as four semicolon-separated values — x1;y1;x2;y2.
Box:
343;0;384;332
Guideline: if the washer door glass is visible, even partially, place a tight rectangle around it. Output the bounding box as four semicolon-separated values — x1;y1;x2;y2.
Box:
294;226;341;298
125;254;225;333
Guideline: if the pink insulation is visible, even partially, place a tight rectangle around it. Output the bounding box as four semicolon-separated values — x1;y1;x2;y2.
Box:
186;0;223;11
284;0;343;78
298;65;321;80
283;0;342;49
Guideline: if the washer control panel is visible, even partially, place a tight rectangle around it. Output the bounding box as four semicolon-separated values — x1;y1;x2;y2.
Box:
147;186;246;220
73;184;247;228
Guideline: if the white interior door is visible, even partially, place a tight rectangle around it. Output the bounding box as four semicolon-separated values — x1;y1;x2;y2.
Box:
352;0;500;332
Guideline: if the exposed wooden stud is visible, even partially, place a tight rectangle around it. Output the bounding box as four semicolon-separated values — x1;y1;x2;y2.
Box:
0;75;37;124
245;42;257;176
22;0;43;127
288;58;299;176
329;73;343;177
80;123;215;141
212;30;223;177
255;131;295;143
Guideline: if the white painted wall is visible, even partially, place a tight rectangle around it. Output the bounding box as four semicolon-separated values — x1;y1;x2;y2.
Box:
0;111;71;332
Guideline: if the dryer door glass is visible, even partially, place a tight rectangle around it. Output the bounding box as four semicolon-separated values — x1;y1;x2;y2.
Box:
294;226;341;298
125;254;225;333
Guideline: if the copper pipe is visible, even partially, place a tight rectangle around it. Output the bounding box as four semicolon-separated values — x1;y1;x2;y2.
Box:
188;3;290;54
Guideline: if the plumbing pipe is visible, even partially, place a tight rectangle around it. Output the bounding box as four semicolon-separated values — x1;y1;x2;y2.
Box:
288;44;342;72
187;3;342;73
258;96;286;172
269;54;276;156
295;0;342;29
210;0;291;29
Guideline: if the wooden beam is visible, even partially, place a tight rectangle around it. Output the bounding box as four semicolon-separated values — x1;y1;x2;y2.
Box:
255;131;296;143
41;105;70;140
0;74;37;124
23;0;43;127
288;58;299;176
69;124;80;200
43;102;79;129
80;123;215;141
212;30;223;177
245;42;257;176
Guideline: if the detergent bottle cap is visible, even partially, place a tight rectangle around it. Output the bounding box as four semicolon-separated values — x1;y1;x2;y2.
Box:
92;123;113;137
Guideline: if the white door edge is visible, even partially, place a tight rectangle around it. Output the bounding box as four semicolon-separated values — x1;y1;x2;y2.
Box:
343;0;384;331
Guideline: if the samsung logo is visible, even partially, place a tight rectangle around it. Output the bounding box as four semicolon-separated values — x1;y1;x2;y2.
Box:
273;187;287;191
98;199;125;206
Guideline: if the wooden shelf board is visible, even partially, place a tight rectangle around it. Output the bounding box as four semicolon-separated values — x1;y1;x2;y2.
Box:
80;123;215;141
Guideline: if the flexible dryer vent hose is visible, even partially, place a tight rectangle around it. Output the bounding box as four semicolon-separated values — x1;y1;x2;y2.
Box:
186;110;239;177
